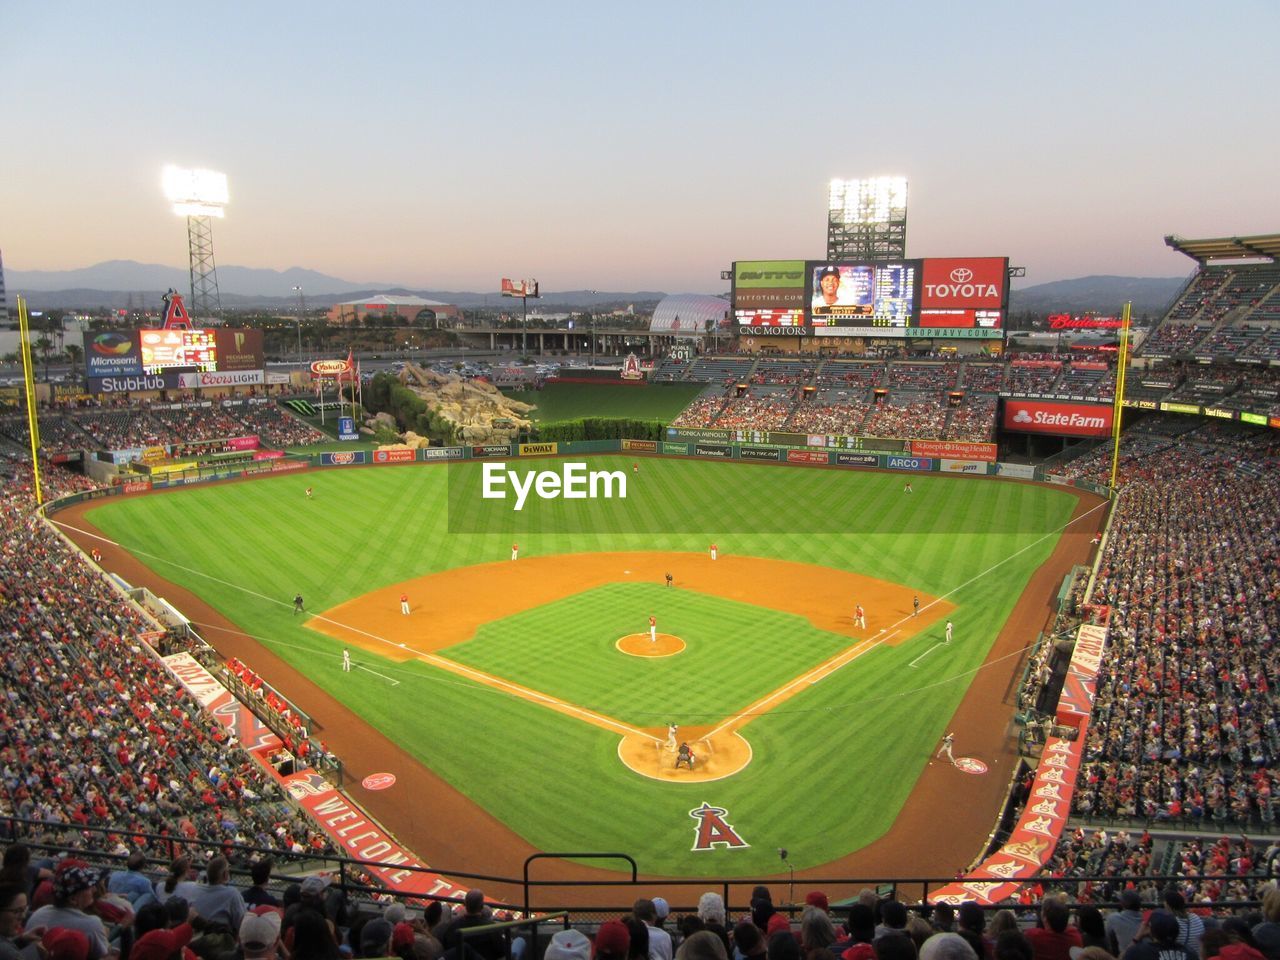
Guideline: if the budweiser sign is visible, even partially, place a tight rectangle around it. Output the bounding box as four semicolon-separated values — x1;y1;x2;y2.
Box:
1046;315;1123;329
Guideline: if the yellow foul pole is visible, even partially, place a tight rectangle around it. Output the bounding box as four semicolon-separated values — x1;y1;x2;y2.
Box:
16;295;44;506
1108;301;1133;494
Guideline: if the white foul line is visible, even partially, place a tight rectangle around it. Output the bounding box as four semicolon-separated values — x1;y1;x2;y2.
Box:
355;663;401;686
909;642;944;669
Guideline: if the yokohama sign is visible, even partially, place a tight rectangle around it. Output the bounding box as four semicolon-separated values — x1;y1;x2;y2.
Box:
1002;400;1113;438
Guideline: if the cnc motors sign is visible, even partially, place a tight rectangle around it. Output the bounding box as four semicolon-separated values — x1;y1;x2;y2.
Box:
1003;400;1113;438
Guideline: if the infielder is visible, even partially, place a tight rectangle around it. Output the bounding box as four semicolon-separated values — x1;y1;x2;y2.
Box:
855;603;866;629
511;542;519;561
400;593;410;616
945;620;953;644
342;649;351;672
936;732;955;764
649;615;657;644
913;595;920;617
709;543;718;560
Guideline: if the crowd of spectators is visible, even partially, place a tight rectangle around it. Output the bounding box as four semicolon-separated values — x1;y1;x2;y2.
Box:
0;461;340;868
863;398;948;440
1066;429;1279;828
945;398;998;442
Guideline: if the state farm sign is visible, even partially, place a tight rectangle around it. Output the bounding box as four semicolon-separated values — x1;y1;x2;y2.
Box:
1003;400;1113;438
920;258;1007;308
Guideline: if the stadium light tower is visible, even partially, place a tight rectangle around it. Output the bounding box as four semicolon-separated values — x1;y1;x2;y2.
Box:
827;176;908;262
163;165;228;322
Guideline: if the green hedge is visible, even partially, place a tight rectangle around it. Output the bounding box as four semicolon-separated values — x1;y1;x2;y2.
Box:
532;418;664;442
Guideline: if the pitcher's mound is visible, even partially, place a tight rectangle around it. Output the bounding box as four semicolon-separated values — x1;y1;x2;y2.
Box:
617;633;685;657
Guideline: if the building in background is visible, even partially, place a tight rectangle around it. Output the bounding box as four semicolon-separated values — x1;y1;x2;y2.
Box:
327;294;462;327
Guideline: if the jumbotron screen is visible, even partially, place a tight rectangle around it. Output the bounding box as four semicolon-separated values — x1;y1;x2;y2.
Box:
140;329;218;373
808;261;917;327
731;257;1008;334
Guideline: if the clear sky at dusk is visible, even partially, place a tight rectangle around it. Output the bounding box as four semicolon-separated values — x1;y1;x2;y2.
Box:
3;1;1277;293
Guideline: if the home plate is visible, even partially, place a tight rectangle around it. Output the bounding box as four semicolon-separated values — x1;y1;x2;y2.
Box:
953;757;988;775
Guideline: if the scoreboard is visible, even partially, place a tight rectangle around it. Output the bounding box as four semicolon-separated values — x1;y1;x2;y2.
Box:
140;329;218;373
731;256;1008;337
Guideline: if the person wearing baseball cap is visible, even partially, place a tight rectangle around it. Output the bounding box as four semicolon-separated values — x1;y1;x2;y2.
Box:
25;862;111;960
130;923;197;960
240;911;282;960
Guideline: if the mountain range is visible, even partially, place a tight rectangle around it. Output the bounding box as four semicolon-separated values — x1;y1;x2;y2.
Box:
4;260;1188;316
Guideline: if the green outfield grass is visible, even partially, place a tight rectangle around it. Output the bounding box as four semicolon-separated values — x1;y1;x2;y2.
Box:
84;457;1082;876
504;382;705;422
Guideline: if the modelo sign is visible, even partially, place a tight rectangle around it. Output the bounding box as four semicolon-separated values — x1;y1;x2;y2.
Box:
1003;400;1113;438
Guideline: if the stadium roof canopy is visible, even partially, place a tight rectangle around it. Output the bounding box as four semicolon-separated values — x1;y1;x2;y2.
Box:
338;294;453;307
1164;233;1280;264
649;294;730;335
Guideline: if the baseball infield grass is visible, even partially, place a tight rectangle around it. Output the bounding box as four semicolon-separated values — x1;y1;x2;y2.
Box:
84;457;1079;876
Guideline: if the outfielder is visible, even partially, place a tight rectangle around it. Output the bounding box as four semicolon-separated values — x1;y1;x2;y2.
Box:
945;620;953;644
511;542;519;561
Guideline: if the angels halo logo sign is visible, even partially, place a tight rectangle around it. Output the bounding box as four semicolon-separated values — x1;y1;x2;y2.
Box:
953;757;988;775
361;773;397;791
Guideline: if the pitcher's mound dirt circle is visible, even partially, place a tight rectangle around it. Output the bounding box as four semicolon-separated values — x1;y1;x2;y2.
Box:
617;633;685;657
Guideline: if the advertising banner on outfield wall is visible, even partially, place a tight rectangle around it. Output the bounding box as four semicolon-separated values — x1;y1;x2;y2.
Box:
321;451;367;466
1002;399;1113;438
471;444;512;458
373;448;416;464
940;459;988;474
668;427;732;444
786;449;829;465
739;446;782;461
911;440;997;462
518;442;558;456
695;443;732;458
996;462;1037;480
422;446;465;460
662;442;689;455
835;452;880;468
621;439;658;452
886;455;932;471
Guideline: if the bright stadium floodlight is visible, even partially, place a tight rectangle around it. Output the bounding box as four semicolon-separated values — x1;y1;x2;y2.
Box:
826;176;908;261
163;166;229;217
163;165;228;320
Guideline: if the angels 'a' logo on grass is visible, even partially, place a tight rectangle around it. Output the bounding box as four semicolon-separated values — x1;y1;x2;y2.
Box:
953;757;989;775
689;802;749;851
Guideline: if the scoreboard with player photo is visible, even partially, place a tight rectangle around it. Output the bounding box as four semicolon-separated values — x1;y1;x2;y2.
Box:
807;260;917;327
730;256;1007;333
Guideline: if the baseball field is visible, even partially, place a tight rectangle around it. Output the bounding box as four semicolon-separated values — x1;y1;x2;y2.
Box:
65;454;1100;881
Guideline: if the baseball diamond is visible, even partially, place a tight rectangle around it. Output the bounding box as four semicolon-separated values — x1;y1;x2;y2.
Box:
64;455;1101;883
